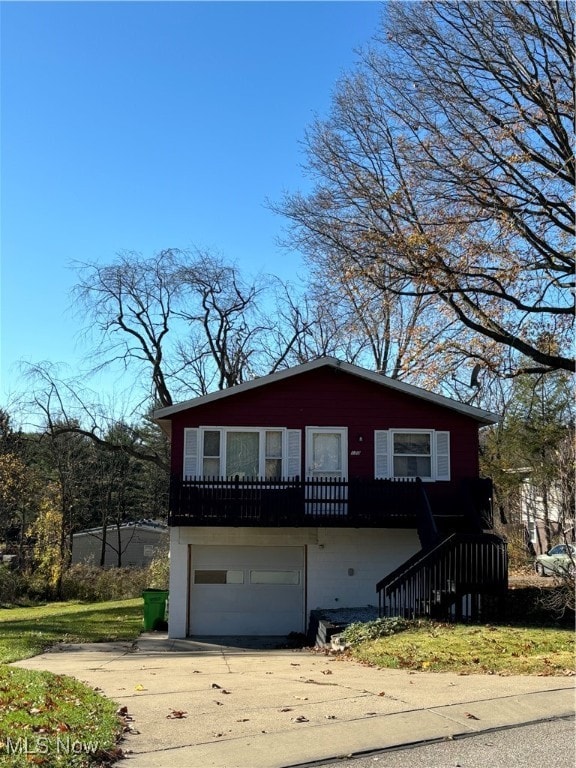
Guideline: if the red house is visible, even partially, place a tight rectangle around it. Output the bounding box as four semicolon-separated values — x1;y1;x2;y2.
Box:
154;357;507;638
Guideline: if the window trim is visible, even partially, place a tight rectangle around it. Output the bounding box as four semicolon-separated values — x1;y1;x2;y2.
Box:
374;429;450;482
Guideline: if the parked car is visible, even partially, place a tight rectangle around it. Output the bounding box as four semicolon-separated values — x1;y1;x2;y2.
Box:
534;544;576;577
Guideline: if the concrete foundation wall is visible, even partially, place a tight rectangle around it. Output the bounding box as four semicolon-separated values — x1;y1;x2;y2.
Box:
306;529;420;611
168;526;421;638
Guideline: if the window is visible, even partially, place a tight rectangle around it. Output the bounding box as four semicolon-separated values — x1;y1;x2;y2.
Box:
203;430;221;476
226;431;261;477
194;570;244;584
375;430;450;481
183;427;301;479
250;570;300;585
265;430;283;479
393;432;431;478
548;545;567;556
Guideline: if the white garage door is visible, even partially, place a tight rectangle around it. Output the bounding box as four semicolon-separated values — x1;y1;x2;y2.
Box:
189;545;305;635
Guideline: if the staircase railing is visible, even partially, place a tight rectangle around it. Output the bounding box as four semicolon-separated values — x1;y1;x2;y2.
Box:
377;533;508;622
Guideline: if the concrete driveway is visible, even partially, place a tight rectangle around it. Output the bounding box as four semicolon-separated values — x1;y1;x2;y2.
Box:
14;633;575;768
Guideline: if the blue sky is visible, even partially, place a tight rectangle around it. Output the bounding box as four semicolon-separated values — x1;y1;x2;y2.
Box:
1;0;383;419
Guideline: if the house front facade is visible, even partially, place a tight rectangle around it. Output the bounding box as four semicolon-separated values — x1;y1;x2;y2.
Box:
155;357;507;638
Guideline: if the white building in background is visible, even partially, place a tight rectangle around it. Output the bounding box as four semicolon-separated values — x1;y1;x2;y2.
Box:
72;520;168;568
520;473;575;555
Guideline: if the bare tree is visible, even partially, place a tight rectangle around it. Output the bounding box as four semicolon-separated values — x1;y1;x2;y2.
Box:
74;248;310;404
276;0;574;376
22;362;169;471
74;249;180;409
172;254;270;392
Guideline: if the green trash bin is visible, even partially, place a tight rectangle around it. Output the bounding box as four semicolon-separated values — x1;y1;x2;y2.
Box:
142;589;169;631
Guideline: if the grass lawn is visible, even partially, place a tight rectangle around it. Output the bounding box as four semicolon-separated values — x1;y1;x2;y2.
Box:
346;620;576;676
0;599;143;664
0;666;124;768
0;599;143;767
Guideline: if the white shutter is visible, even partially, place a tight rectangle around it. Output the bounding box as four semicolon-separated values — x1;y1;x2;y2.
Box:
183;428;199;479
435;431;450;481
286;430;302;478
374;430;390;478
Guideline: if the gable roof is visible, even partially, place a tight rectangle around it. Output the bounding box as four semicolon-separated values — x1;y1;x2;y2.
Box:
153;357;498;428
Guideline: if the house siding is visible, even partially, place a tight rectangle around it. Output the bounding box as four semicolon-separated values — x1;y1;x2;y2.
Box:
170;367;480;483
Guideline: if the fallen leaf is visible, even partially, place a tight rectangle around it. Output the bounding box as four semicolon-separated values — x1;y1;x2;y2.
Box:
166;710;188;719
134;684;147;691
378;691;386;697
464;712;480;720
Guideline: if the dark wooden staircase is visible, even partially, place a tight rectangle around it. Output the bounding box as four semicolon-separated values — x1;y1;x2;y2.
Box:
376;480;508;622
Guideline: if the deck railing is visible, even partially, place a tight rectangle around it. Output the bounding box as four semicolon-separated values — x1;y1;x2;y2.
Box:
168;475;430;527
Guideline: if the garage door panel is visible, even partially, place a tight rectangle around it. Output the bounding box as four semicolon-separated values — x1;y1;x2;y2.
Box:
189;545;304;636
